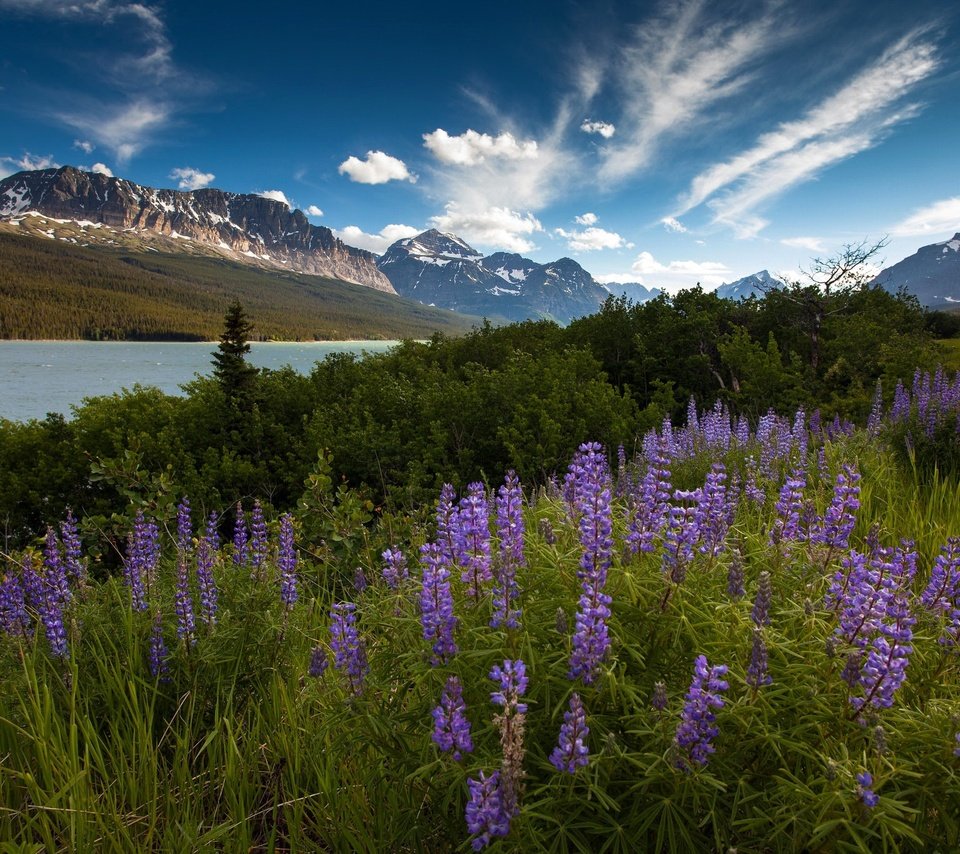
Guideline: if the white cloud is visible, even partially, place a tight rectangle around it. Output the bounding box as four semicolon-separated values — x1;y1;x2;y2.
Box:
575;212;598;226
423;128;539;166
599;0;784;182
90;162;113;176
305;205;324;217
0;152;59;173
781;236;826;253
661;216;687;233
580;119;616;139
169;166;214;190
333;223;421;254
555;226;630;252
258;190;291;207
338;150;415;185
60;100;170;163
676;29;939;235
889;197;960;237
429;204;543;253
601;250;732;293
73;139;94;154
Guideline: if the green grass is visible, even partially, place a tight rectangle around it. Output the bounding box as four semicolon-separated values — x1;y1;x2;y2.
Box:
936;339;960;372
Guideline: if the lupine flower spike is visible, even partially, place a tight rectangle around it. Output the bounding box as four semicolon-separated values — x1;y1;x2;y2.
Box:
549;692;590;773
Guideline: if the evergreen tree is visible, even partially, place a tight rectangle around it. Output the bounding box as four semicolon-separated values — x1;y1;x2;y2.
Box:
212;300;258;401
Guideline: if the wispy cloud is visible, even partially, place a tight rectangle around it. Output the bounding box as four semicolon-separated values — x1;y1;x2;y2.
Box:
333;223;421;254
781;236;826;253
73;139;94;154
429;204;542;253
661;216;687;233
889;197;960;238
60;100;170;163
598;0;785;183
305;205;324;217
338;150;416;185
169;166;215;191
677;28;940;236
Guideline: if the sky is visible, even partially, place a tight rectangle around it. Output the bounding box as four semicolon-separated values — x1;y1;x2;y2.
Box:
1;0;959;292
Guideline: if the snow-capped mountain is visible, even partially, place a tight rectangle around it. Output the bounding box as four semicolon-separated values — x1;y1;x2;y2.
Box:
377;229;610;323
872;233;960;308
0;166;393;292
601;281;663;303
715;270;786;300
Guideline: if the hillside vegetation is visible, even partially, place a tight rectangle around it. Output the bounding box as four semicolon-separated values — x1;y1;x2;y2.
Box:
0;231;478;340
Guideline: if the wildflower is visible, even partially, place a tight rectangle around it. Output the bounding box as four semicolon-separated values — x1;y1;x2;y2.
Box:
811;465;861;554
432;675;473;760
43;526;70;606
856;771;879;808
751;571;772;627
353;566;368;593
661;503;699;586
852;592;914;713
173;550;195;645
675;655;729;769
60;510;86;587
232;503;248;569
490;659;527;818
149;609;169;681
329;601;367;694
436;483;459;562
492;471;524;630
490;659;528;714
626;437;671;554
652;681;668;712
696;463;729;557
250;500;268;575
176;497;192;554
769;465;806;547
549;693;590;773
746;629;772;689
196;528;218;626
465;771;509;850
0;570;30;637
457;482;493;597
381;547;408;589
277;513;298;609
920;538;960;645
726;548;745;600
123;511;152;612
308;645;328;678
419;542;457;664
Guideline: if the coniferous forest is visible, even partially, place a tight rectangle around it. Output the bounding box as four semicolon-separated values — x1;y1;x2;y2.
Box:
2;278;960;851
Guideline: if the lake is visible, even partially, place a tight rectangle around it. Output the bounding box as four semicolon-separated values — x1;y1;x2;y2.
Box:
0;340;400;423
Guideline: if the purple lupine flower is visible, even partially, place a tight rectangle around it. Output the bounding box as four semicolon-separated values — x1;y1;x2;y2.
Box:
696;463;728;558
812;465;861;554
746;629;772;689
675;655;729;770
20;556;44;611
60;510;86;587
149;609;170;681
205;512;220;552
920;538;960;645
769;465;806;547
832;550;896;649
329;601;368;694
33;546;69;659
549;693;590;773
744;457;765;505
954;732;960;758
867;380;884;435
436;483;459;562
490;659;528;714
891;380;910;422
0;570;31;637
856;772;879;808
419;542;458;665
626;437;672;554
249;500;268;575
465;771;510;851
432;675;474;760
308;645;328;678
174;552;195;645
381;547;409;589
852;591;914;714
123;511;154;611
457;482;493;598
353;566;368;593
196;529;218;626
726;549;745;600
43;526;71;607
492;471;524;630
661;503;699;587
568;585;612;684
652;681;668;712
751;571;772;627
277;513;298;609
232;503;248;569
176;497;192;554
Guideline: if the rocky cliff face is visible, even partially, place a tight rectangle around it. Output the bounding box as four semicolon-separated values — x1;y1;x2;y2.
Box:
0;166;394;292
377;229;610;323
872;233;960;308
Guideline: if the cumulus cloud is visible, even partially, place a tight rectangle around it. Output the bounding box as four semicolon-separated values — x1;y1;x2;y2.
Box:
258;190;291;207
90;162;113;176
169;166;214;190
0;152;59;174
555;226;631;252
575;212;598;226
305;205;324;217
423;128;539;166
338;150;415;185
580;119;616;139
661;216;687;233
597;251;732;293
781;236;826;252
429;204;543;253
889;197;960;237
73;139;94;154
333;223;421;254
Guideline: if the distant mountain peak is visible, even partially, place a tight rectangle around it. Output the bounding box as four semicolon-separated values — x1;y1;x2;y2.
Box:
872;232;960;307
715;269;785;300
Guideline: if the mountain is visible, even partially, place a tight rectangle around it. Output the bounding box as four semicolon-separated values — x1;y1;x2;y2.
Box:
715;269;785;300
0;166;393;292
601;281;662;303
872;233;960;308
377;229;611;323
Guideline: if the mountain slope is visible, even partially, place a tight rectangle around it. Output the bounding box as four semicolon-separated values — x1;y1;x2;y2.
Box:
715;269;785;300
377;229;610;323
0;166;393;292
0;229;477;341
872;233;960;307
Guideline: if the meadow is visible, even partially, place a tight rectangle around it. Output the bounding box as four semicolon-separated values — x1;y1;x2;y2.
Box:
2;369;959;851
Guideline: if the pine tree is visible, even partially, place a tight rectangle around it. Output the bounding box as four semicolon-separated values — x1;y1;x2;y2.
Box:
212;300;258;402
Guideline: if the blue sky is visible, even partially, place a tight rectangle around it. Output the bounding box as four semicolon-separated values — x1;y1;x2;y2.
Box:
1;0;959;292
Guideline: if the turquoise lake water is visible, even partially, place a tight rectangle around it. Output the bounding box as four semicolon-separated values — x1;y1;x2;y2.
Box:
0;340;399;422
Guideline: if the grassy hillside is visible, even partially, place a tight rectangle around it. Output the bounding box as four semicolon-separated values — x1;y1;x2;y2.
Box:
0;230;481;340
